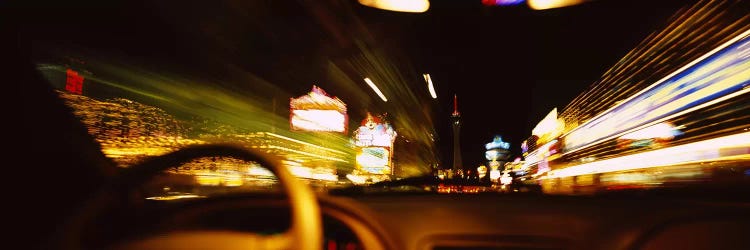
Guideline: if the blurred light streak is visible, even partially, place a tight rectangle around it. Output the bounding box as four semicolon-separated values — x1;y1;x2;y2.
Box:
558;1;748;134
488;0;525;6
358;0;429;13
263;132;347;155
41;56;357;185
336;40;440;177
563;29;750;155
524;139;558;166
544;132;750;179
619;122;680;140
527;0;585;10
567;86;750;157
423;74;437;99
364;77;388;102
145;194;205;201
268;145;348;163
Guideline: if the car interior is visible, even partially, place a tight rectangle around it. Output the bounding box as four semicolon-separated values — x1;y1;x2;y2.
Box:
17;45;750;250
12;1;750;250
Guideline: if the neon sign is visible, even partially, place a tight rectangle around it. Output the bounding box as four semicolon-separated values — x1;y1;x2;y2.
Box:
353;113;396;148
353;113;397;175
290;86;348;133
357;147;391;174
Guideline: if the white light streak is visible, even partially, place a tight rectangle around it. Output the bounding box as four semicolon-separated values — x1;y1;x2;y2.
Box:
364;78;388;102
423;74;437;99
358;0;429;13
543;132;750;179
562;28;750;154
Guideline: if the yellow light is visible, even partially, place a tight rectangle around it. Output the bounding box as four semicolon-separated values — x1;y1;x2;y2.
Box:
196;175;221;186
527;0;586;10
346;174;367;184
364;78;388;102
268;145;348;162
423;74;437;99
262;132;347;154
145;194;205;201
223;174;243;187
358;0;429;13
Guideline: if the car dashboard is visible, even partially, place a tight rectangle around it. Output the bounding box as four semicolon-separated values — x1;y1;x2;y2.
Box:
346;193;750;250
98;191;750;250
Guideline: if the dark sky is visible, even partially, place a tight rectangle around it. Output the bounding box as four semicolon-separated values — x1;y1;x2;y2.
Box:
15;0;693;169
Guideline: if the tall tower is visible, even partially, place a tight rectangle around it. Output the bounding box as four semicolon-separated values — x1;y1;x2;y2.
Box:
451;94;462;172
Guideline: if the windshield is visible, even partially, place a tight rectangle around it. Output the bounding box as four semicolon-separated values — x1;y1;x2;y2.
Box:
23;0;750;198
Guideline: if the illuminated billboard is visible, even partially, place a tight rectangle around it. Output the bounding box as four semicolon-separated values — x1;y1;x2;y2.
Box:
290;110;346;132
354;113;396;148
290;86;347;133
357;147;391;174
354;113;397;175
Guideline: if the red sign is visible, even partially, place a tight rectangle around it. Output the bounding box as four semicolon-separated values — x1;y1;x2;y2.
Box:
65;69;84;94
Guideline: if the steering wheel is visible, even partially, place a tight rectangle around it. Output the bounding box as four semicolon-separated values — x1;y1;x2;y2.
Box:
57;144;323;250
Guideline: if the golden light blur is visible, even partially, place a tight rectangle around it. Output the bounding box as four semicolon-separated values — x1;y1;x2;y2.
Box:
37;54;364;194
527;0;586;10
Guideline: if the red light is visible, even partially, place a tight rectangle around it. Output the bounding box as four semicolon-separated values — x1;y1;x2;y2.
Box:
482;0;496;6
345;242;356;250
327;240;337;250
65;69;84;94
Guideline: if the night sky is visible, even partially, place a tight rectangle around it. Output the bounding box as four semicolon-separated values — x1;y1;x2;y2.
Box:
16;0;693;168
